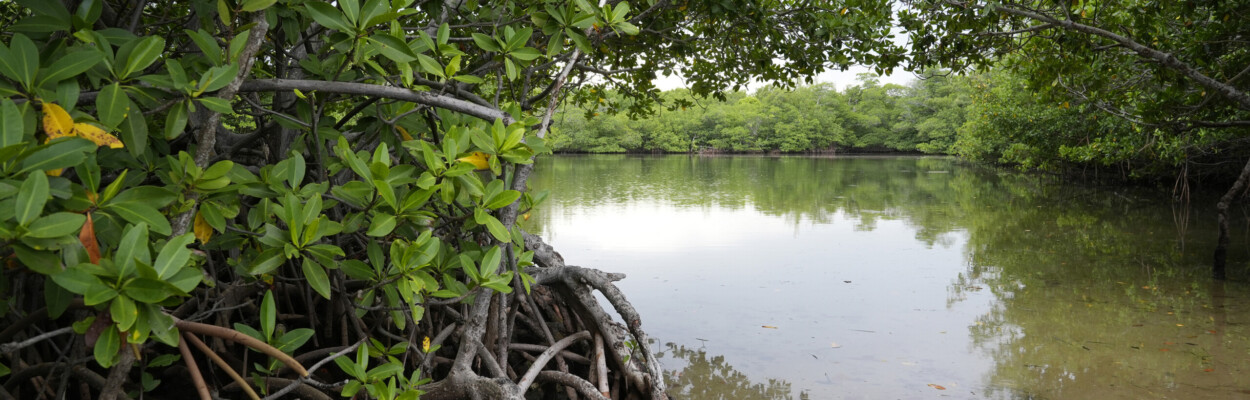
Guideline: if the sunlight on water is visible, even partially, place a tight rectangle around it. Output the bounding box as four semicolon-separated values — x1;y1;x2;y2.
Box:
525;155;1250;399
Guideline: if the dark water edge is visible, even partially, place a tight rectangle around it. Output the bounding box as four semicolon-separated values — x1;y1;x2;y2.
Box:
524;154;1250;399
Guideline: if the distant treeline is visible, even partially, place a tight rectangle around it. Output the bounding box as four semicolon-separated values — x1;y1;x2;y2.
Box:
552;69;1242;183
549;74;970;155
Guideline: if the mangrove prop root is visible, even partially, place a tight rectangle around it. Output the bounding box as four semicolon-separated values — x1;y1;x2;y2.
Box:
174;318;309;376
184;332;260;400
178;333;212;400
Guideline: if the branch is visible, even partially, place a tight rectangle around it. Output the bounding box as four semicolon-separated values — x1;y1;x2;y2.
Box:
237;79;515;125
184;332;260;400
984;2;1250;110
516;330;591;390
536;370;610;400
0;326;72;353
259;340;362;400
174;318;308;377
177;333;212;400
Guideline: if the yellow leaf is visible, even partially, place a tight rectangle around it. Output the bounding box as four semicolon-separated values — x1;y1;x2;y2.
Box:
761;325;778;329
46;169;63;176
293;88;307;99
841;7;848;14
42;102;75;141
928;384;946;390
456;152;490;170
193;211;213;244
422;336;431;352
397;126;414;141
73;123;124;149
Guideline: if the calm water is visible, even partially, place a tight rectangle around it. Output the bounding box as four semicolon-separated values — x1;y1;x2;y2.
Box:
524;155;1250;399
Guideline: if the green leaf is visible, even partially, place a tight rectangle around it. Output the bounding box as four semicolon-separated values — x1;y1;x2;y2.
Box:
302;258;332;299
115;222;150;278
39;50;103;86
415;54;444;78
276;329;314;354
199;63;239;94
122;278;173;303
121;36;165;79
85;284;119;306
16;0;72;27
105;201;172;236
19;138;95;174
0;33;39;88
184;29;223;66
25;212;87;238
479;246;501;276
0;98;23;147
147;305;179;346
45;278;71;318
51;267;102;295
14;172;49;226
196;97;233;113
110;296;137;331
484;190;521;210
120;99;147;157
241;0;278;12
366;213;396;237
166;266;202;293
152;233;194;280
164;101;188;140
96;83;128;128
474;208;510;242
369;34;417;63
94;326;120;368
0;362;7;378
372;179;396;209
339;0;360;25
471;33;500;52
261;290;276;340
509;47;541;62
305;2;354;33
504;58;517;81
248;248;286;275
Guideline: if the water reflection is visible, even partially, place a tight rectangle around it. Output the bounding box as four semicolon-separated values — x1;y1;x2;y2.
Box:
661;342;806;400
525;155;1250;399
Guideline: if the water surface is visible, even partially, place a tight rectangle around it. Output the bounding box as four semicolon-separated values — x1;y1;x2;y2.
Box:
524;155;1250;399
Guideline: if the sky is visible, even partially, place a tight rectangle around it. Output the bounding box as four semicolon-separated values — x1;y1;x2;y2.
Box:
652;65;917;92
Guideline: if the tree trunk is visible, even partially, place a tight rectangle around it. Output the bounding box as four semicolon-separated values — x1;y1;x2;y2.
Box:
1213;157;1250;280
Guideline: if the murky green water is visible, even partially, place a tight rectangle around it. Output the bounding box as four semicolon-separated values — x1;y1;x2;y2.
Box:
523;155;1250;399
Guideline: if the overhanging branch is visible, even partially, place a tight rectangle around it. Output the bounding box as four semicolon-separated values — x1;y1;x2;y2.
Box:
237;79;515;124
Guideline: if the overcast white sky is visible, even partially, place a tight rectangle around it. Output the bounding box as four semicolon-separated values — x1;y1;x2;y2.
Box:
651;65;916;92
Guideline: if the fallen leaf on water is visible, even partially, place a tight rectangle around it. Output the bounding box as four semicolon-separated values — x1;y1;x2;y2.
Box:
1176;324;1185;327
1209;330;1217;334
761;325;778;329
830;342;841;348
1204;368;1214;372
927;384;946;390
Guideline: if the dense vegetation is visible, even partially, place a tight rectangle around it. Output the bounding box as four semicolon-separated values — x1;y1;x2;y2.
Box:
549;74;972;154
0;0;1246;398
0;0;918;399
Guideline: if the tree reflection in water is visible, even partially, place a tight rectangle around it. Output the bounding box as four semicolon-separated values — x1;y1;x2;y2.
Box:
660;342;808;400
